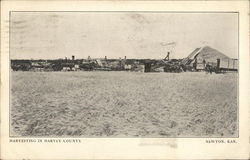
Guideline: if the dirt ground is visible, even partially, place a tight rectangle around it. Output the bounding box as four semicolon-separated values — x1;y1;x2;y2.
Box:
11;71;238;137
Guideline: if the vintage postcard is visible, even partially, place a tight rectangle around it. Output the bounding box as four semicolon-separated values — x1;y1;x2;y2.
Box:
1;0;249;159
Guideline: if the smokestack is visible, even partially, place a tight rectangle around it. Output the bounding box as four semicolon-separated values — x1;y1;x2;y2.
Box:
124;56;127;60
72;55;75;60
105;56;107;60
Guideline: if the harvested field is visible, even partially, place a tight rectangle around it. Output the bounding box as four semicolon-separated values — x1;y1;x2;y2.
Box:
11;71;238;137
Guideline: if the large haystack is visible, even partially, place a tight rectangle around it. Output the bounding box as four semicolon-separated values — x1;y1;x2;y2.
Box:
182;46;237;70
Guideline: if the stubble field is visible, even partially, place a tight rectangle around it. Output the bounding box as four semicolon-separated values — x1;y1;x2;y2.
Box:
11;71;238;137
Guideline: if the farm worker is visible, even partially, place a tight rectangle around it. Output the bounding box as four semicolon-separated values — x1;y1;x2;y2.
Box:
193;58;197;70
209;65;212;74
203;59;206;68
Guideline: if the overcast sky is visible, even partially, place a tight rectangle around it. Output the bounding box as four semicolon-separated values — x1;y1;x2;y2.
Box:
10;12;238;59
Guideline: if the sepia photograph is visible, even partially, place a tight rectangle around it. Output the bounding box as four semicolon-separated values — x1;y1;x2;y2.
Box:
10;11;238;138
